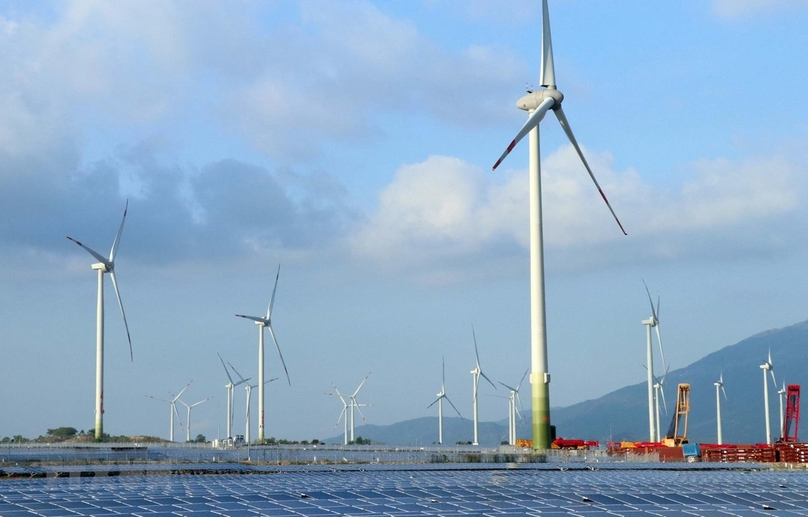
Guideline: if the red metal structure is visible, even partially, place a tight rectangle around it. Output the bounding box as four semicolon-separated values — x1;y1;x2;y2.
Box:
783;384;800;443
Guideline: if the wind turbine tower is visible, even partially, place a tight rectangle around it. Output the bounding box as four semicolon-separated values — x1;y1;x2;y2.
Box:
217;353;249;439
470;328;496;446
148;381;192;442
66;200;133;440
236;264;291;443
760;351;777;445
641;281;665;442
244;376;277;444
714;372;727;444
499;368;528;446
491;0;626;448
427;357;463;445
179;396;211;443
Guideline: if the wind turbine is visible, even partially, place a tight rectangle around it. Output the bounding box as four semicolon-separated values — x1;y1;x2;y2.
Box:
348;373;371;443
326;386;350;445
470;328;496;446
778;378;787;442
147;381;192;442
652;367;669;443
427;357;464;445
499;367;529;446
714;372;727;445
66;200;133;440
760;350;777;445
178;396;211;443
491;0;626;449
217;353;249;439
244;375;277;445
236;264;291;443
641;280;666;442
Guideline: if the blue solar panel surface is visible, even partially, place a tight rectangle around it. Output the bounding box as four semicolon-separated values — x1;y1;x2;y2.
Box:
2;465;808;516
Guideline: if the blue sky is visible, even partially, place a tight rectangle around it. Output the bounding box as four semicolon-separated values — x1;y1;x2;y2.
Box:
1;0;807;443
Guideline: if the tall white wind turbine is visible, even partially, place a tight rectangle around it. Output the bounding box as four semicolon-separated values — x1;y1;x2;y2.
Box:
760;350;777;445
470;328;496;446
236;264;290;443
348;373;371;443
327;386;350;445
179;396;212;443
66;200;133;440
217;353;249;439
778;378;787;441
652;367;669;443
244;376;277;445
147;381;192;442
491;0;626;449
499;368;529;446
641;280;666;442
427;357;464;445
714;372;727;444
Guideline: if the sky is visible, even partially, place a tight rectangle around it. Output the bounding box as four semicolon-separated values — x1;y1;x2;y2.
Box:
1;0;808;444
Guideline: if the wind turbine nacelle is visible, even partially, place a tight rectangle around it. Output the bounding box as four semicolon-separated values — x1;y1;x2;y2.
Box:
91;262;111;272
517;88;563;112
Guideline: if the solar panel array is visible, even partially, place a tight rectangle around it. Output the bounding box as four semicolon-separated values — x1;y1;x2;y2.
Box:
2;466;808;517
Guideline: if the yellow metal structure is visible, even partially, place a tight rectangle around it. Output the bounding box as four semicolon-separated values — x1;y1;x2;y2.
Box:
662;383;690;447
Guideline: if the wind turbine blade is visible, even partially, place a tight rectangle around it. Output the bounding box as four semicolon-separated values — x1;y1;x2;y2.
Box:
499;381;518;392
66;237;109;265
642;279;657;320
445;395;464;419
267;264;281;319
660;386;668;415
722;385;728;401
109;271;133;361
427;396;442;409
354;402;367;423
235;314;266;324
480;370;497;390
770;370;777;390
517;367;529;392
217;353;235;384
109;199;128;262
540;0;555;88
472;326;481;368
492;97;555;171
515;392;526;418
655;325;666;373
227;361;248;383
553;106;627;235
267;324;291;386
174;380;192;402
353;372;372;397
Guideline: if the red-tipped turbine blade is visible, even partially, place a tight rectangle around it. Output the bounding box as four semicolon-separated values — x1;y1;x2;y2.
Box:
492;97;555;171
553;106;627;235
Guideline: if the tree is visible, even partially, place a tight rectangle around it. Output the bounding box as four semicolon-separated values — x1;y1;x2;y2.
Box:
194;434;207;443
47;427;78;439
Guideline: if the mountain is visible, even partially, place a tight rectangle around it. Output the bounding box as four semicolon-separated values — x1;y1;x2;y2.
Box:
324;320;808;447
553;319;808;445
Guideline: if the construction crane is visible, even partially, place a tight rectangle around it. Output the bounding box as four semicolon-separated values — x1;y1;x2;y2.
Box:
662;383;690;447
781;385;801;443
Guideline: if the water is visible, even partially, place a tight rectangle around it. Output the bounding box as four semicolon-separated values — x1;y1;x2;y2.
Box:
1;464;807;516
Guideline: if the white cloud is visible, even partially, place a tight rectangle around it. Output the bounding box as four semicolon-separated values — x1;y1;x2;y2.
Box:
351;147;804;277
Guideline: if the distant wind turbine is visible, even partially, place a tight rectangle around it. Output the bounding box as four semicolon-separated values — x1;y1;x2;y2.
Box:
641;280;666;442
66;200;133;440
236;264;290;443
470;328;496;446
217;353;249;439
326;386;350;445
178;396;211;443
714;372;727;444
778;378;787;442
499;367;529;446
760;350;777;445
147;381;192;442
491;0;626;449
244;375;277;445
427;357;463;445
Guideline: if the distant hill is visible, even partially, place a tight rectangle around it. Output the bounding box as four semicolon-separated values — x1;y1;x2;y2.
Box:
325;320;808;447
